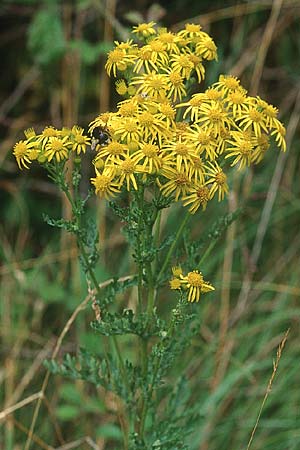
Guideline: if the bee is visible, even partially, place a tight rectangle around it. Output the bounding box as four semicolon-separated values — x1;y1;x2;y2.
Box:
90;125;111;151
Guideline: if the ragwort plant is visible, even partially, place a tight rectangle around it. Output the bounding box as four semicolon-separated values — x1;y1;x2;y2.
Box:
12;22;286;450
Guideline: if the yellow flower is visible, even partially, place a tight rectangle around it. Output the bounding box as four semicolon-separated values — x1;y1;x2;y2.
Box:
271;122;286;152
187;53;205;82
105;48;137;77
38;126;59;149
71;126;91;154
180;270;215;302
195;101;232;136
44;136;71;162
213;74;241;94
238;106;268;137
13;140;35;169
182;185;211;214
185;125;218;160
112;153;143;191
115;79;128;96
132;142;168;174
96;140;126;163
195;35;218;60
131;72;169;101
188;156;206;185
225;89;249;117
91;169;120;199
133;47;158;74
156;30;180;53
113;117;142;144
225;131;255;169
160;167;192;201
177;93;205;121
170;53;193;79
172;266;183;277
169;277;181;290
252;133;270;164
204;161;228;201
164;68;187;102
161;137;198;172
177;23;203;39
132;22;157;38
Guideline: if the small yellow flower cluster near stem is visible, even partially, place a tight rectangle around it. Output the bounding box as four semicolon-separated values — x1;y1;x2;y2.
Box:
88;22;286;213
169;266;214;303
12;23;287;215
12;126;90;169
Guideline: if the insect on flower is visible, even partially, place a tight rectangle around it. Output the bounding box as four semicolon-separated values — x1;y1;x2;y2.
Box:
90;125;111;151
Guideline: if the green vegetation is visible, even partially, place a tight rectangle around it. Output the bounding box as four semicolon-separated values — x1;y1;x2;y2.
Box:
1;1;300;449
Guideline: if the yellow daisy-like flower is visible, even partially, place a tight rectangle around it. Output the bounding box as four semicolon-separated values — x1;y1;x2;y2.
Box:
225;131;255;169
271;122;286;152
96;140;126;163
71;126;91;155
156;102;176;128
44;136;71;162
180;270;215;302
187;53;205;82
195;101;232;136
185;125;218;160
132;21;156;38
105;48;137;77
112;153;143;191
115;79;128;96
252;133;270;164
131;72;169;101
13;140;36;169
177;93;205;121
177;23;203;39
134;46;159;74
213;74;241;94
169;277;182;290
160;167;192;201
156;30;180;53
132;142;169;174
170;53;194;80
91;169;120;199
137;110;166;143
188;156;206;185
164;68;187;102
161;137;198;172
204;161;229;201
238;106;268;137
113;117;142;144
195;35;218;60
146;39;169;66
88;112;113;135
38;126;59;149
172;266;183;277
182;185;211;214
225;89;249;117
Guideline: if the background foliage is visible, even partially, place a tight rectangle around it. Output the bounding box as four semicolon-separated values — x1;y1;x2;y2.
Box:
1;0;300;449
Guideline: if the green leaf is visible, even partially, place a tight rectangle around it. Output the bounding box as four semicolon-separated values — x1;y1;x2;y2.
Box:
96;423;123;440
27;6;66;66
59;383;82;405
56;404;80;421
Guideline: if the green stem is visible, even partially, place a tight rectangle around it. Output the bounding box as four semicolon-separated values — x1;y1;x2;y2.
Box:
157;211;190;282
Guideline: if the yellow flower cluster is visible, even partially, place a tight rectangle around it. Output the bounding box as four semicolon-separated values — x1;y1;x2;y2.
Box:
89;22;286;213
12;22;287;215
169;266;214;302
12;126;90;169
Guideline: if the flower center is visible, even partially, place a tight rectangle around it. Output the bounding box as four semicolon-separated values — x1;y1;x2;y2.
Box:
187;271;204;286
120;158;135;173
196;186;210;202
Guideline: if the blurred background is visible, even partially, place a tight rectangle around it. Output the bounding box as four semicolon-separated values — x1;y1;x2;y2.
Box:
1;0;300;449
